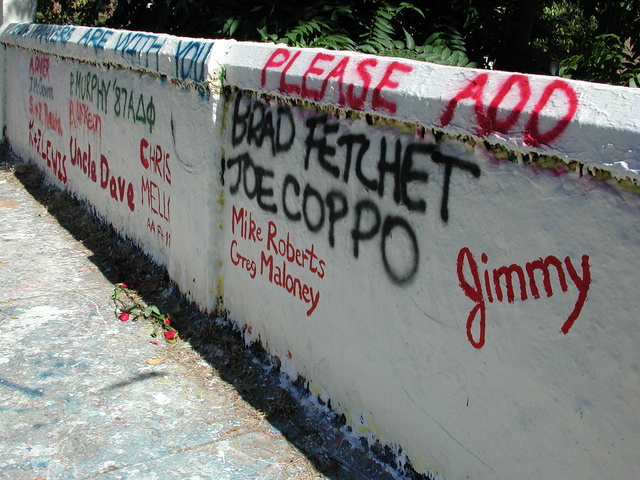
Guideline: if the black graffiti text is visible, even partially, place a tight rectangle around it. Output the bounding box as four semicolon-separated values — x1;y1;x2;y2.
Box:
226;92;481;285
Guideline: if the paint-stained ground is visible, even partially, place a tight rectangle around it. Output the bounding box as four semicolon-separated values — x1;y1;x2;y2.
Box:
0;146;427;480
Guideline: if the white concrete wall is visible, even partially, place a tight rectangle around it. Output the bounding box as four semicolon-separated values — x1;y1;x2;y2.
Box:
2;24;640;480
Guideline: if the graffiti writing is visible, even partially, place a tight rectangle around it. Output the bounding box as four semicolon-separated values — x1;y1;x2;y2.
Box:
69;136;98;183
29;54;54;100
140;138;171;184
147;217;171;247
78;27;114;53
70;70;111;114
141;176;170;221
174;40;213;83
456;247;591;349
112;82;156;133
440;73;579;147
30;77;54;100
69;99;102;136
29;55;50;81
226;92;481;285
29;120;67;184
114;31;165;71
261;47;413;114
69;70;157;132
140;138;171;224
230;205;324;316
99;154;136;211
29;96;63;136
66;136;135;212
10;23;75;45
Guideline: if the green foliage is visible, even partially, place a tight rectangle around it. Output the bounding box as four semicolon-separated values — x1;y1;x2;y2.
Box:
535;0;640;87
559;34;640;87
355;3;475;66
36;0;114;27
35;0;639;87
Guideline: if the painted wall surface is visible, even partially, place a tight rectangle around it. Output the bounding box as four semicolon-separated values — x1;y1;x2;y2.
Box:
3;25;640;480
221;90;640;480
221;44;640;479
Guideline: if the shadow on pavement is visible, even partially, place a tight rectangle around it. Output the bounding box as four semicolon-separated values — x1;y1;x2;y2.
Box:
100;370;168;391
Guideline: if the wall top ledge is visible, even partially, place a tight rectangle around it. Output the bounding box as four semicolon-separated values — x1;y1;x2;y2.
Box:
225;42;640;182
2;23;638;182
0;22;235;85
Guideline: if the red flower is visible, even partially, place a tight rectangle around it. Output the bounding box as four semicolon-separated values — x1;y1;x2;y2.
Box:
164;330;177;340
164;318;171;326
119;283;128;288
118;311;130;322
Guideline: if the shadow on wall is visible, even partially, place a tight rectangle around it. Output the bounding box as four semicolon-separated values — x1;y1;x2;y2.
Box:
2;0;36;24
3;148;431;480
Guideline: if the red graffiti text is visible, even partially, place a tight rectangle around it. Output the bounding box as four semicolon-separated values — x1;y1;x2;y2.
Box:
29;96;63;136
440;73;578;147
99;155;135;211
29;54;50;80
140;138;171;185
261;47;413;114
230;205;324;316
69;99;102;136
28;120;67;184
456;247;591;349
141;176;170;221
147;217;171;247
265;221;325;280
69;136;98;183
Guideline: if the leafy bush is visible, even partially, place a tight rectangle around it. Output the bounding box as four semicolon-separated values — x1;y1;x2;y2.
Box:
36;0;114;26
35;0;639;87
559;34;640;87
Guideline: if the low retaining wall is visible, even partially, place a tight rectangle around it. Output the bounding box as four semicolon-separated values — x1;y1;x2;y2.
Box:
2;22;640;480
